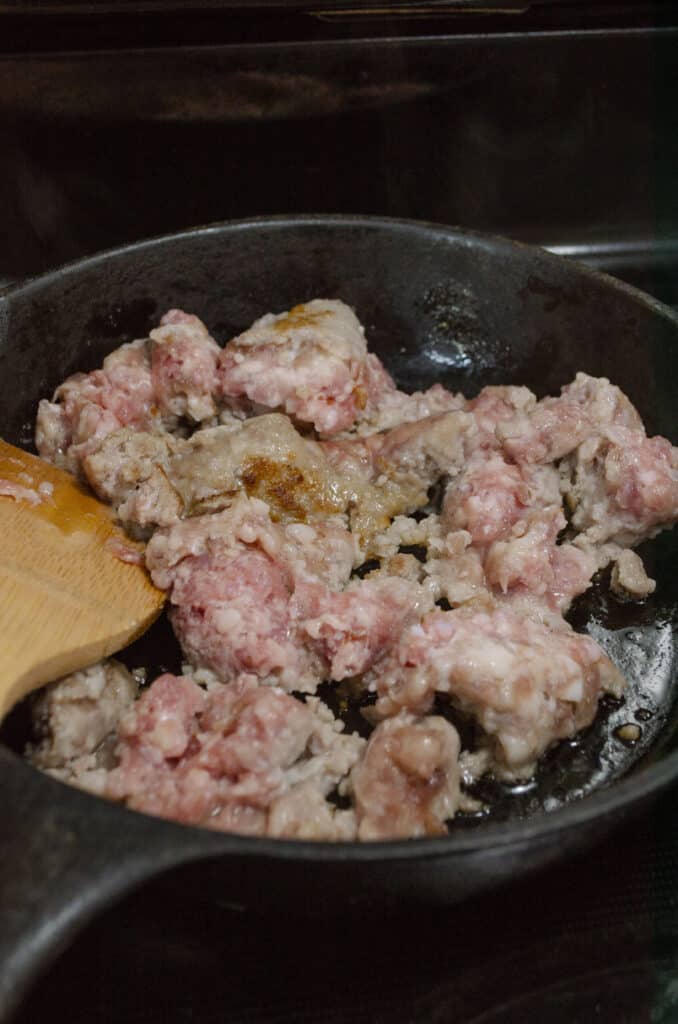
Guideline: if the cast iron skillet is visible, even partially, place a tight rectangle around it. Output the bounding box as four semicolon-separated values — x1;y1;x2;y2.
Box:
1;216;677;1020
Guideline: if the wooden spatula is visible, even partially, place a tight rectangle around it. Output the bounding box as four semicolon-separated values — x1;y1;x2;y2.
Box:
0;439;165;720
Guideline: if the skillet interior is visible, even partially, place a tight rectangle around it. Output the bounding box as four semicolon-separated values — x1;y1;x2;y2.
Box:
0;215;677;930
2;215;677;820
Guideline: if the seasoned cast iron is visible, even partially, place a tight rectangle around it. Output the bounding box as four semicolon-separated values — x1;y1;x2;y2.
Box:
1;216;677;1020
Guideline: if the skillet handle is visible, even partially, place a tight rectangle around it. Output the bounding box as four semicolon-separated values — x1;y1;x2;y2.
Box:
0;748;210;1022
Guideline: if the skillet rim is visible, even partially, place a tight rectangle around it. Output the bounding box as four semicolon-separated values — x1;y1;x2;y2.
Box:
4;213;678;329
1;212;677;864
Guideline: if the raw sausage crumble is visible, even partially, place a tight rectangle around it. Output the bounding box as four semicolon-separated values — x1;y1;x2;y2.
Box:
24;299;678;840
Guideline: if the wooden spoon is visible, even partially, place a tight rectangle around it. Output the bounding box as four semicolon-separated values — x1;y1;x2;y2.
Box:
0;439;165;720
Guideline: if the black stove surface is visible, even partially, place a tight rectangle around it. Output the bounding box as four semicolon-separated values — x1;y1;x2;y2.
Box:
12;785;678;1023
9;251;678;1024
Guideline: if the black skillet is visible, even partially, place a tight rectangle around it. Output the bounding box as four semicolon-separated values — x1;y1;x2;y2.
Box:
1;216;677;1020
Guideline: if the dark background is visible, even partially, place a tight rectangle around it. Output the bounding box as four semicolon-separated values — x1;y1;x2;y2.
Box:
1;2;677;298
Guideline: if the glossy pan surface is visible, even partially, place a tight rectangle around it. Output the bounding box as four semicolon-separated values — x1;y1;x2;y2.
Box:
1;216;677;1019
